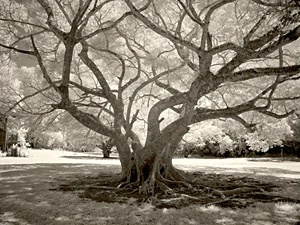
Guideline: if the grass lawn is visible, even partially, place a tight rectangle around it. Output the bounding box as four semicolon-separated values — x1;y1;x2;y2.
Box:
0;149;300;225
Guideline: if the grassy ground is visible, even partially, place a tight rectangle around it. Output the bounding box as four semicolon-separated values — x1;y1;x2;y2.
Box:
0;150;300;225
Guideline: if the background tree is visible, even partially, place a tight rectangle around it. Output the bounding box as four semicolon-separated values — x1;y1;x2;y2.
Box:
1;0;300;195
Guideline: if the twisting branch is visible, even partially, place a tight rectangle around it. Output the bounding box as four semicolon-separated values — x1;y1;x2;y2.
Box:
201;0;235;51
252;0;299;7
30;36;60;93
80;0;150;41
124;0;201;54
80;12;132;41
4;81;60;114
174;11;198;71
69;81;105;98
193;75;296;125
257;109;295;119
79;0;114;27
72;0;93;25
115;28;141;94
176;0;203;26
53;0;72;25
0;43;35;55
78;41;118;107
126;63;186;136
73;101;114;116
151;66;182;96
0;18;49;31
231;115;256;132
36;0;67;39
88;44;126;101
155;81;182;96
243;12;268;44
217;65;300;83
216;9;300;77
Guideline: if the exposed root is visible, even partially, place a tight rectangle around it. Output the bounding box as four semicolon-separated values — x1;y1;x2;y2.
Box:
123;180;141;189
56;168;294;209
180;194;202;200
160;194;202;204
203;198;247;208
223;187;264;197
117;181;130;188
168;166;193;183
158;173;193;189
156;180;175;196
58;184;130;191
138;179;155;195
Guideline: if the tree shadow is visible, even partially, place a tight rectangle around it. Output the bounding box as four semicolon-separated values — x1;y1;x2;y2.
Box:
52;171;300;209
247;157;300;162
61;155;119;160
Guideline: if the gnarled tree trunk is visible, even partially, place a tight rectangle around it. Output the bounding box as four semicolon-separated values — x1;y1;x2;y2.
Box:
117;125;191;195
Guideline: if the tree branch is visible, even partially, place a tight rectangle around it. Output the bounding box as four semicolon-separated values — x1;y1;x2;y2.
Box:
4;82;60;114
124;0;201;54
217;65;300;83
0;43;35;55
252;0;299;7
78;41;117;106
30;36;60;93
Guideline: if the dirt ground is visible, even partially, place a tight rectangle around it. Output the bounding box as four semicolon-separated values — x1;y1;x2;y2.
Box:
0;149;300;225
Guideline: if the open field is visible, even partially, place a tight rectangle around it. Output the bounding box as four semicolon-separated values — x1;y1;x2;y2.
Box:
1;149;300;225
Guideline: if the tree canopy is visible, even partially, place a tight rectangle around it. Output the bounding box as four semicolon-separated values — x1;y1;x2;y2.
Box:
1;0;300;194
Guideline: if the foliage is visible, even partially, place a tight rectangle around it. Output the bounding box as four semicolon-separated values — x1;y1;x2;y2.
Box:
245;119;293;152
183;121;234;155
26;111;105;151
288;113;300;140
182;118;293;157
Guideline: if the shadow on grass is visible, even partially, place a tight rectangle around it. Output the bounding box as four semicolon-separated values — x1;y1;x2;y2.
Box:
61;155;119;160
247;157;300;162
53;171;300;209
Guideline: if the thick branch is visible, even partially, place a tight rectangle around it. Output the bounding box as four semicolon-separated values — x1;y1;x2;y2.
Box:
231;115;256;132
78;42;118;106
126;63;186;134
217;65;300;83
257;109;295;118
64;104;116;137
155;81;182;96
201;0;235;51
31;36;60;93
36;0;66;39
252;0;299;7
69;81;105;97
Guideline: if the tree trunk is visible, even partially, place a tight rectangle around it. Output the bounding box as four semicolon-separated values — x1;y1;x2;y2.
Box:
103;147;110;158
118;126;191;195
101;138;114;158
114;137;132;179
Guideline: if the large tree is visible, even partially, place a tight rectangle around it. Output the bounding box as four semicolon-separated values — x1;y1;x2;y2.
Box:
1;0;300;194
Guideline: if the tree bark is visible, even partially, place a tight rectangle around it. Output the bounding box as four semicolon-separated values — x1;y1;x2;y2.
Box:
117;124;191;194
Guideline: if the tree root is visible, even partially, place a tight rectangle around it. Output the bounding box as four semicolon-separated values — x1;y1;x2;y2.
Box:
158;174;193;189
117;180;141;189
222;187;264;197
138;180;155;195
87;185;131;191
203;198;247;208
156;180;175;196
59;184;130;191
160;193;202;202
